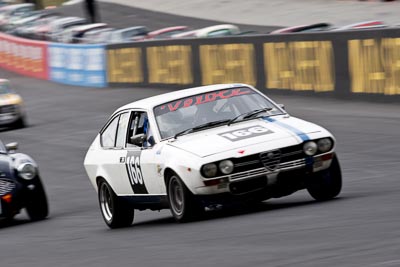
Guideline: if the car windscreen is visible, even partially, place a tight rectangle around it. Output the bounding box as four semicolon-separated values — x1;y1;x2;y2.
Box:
153;87;284;139
0;82;11;94
0;140;6;154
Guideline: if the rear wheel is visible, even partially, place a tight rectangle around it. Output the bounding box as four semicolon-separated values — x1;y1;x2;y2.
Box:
98;180;134;228
307;154;342;201
25;178;49;221
167;174;203;222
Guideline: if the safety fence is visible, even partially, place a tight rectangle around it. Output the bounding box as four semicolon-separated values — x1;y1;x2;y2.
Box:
48;43;106;87
1;28;400;99
0;33;48;80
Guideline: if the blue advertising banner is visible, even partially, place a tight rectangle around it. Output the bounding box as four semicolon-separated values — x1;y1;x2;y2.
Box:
48;43;106;87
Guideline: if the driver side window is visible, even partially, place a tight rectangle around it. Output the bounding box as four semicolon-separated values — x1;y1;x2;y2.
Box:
127;111;155;148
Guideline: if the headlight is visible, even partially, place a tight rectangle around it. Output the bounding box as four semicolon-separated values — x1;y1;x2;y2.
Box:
17;163;37;180
303;141;318;156
201;163;218;178
219;160;234;174
317;138;333;153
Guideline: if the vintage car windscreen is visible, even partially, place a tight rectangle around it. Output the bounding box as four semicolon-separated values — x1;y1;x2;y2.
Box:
0;140;6;154
0;82;11;94
154;87;284;139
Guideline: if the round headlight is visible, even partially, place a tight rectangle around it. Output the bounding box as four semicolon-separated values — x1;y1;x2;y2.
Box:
219;160;234;174
17;163;37;180
303;141;318;156
201;163;218;178
317;138;333;153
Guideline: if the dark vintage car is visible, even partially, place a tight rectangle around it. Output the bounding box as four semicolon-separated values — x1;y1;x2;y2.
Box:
0;140;48;222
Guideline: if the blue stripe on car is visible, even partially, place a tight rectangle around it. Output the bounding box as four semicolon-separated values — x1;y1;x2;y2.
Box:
263;117;310;141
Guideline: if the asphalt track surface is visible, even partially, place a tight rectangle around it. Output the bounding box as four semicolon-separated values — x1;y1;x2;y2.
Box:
1;65;400;266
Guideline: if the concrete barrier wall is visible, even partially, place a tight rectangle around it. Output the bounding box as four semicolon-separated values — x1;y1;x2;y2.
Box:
48;43;107;87
1;28;400;100
0;33;48;80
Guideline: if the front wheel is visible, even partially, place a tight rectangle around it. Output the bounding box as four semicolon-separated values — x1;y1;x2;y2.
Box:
25;178;49;221
98;180;134;228
12;116;26;129
306;154;342;201
167;174;203;222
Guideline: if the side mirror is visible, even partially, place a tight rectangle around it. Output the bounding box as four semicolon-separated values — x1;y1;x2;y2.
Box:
5;142;18;153
130;134;146;146
278;104;285;110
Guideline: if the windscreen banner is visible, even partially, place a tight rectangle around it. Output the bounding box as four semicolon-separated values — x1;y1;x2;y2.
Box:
48;43;106;87
0;33;48;80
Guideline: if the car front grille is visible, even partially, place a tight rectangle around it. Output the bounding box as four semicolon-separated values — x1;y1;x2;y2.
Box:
0;104;17;114
0;179;16;196
208;145;307;183
260;150;281;171
231;144;305;175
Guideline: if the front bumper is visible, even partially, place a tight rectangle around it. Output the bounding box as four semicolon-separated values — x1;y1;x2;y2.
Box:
0;105;22;126
193;152;334;196
0;179;24;218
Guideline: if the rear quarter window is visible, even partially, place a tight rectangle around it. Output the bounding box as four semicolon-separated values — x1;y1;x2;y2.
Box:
101;116;119;148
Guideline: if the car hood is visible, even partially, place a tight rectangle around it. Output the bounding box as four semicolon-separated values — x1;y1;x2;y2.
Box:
167;116;325;158
0;93;22;106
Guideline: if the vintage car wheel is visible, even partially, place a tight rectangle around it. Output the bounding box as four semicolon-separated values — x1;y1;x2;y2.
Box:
167;174;203;222
12;116;26;129
306;154;342;201
98;180;134;228
25;178;49;221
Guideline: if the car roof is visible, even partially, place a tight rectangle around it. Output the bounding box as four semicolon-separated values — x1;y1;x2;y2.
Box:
84;27;113;35
334;20;386;31
1;3;33;11
52;16;85;25
71;23;106;32
270;23;331;34
115;83;250;113
113;26;147;33
148;26;187;36
195;24;240;37
14;13;40;23
171;29;197;38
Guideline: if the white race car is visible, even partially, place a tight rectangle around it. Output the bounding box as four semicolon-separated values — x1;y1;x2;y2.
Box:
84;84;342;228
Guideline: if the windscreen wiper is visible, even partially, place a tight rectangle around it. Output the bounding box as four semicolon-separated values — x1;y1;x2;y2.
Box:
174;119;230;139
227;107;272;126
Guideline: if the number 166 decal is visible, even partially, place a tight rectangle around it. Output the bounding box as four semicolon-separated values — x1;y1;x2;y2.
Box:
218;125;273;141
125;153;148;194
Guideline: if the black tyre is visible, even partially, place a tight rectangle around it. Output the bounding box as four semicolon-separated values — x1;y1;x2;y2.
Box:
98;180;134;229
25;178;49;221
167;173;203;222
306;154;342;201
12;116;26;129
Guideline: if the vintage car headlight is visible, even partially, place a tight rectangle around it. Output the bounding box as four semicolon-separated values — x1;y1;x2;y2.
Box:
219;160;234;174
317;138;333;153
201;163;218;178
17;163;37;180
303;141;318;156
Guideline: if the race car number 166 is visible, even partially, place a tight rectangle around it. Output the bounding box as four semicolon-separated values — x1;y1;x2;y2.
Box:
219;125;273;141
127;156;144;185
